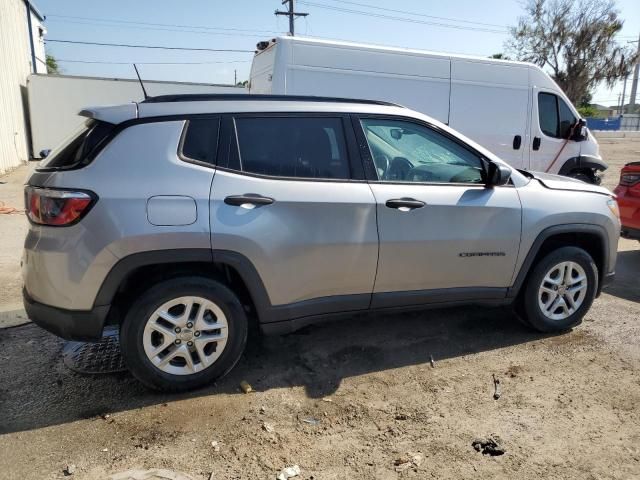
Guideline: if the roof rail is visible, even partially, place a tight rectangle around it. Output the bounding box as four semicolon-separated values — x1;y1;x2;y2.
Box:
140;93;403;108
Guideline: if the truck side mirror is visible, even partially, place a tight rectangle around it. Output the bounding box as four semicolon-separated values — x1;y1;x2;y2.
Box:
570;119;588;142
485;162;512;187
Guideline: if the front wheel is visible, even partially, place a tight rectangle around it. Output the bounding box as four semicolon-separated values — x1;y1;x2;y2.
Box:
120;277;248;391
520;247;598;332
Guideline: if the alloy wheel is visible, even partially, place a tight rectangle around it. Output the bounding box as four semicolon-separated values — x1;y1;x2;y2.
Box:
537;261;588;321
142;296;228;376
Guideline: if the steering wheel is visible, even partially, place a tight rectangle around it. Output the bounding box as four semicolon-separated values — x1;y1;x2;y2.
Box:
387;157;413;181
373;154;390;179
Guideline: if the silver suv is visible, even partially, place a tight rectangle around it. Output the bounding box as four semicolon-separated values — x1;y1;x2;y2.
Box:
22;95;619;391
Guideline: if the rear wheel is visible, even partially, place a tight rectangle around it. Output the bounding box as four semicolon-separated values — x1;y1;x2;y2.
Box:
120;277;248;391
520;247;598;332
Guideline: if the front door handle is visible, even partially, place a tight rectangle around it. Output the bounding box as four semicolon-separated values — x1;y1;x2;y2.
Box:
513;135;522;150
224;194;274;207
385;198;425;210
532;137;541;151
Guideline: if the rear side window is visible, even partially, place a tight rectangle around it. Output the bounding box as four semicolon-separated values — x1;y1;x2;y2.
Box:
41;120;115;170
538;92;577;139
234;117;351;180
181;118;220;164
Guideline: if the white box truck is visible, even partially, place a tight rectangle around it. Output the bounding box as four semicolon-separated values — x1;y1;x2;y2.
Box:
249;36;606;183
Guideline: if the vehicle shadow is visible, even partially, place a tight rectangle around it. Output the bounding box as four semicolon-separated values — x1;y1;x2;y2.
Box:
602;249;640;303
0;306;557;434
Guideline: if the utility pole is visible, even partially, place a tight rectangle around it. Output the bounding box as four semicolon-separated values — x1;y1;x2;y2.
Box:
620;75;628;115
275;0;308;36
629;32;640;111
234;69;237;85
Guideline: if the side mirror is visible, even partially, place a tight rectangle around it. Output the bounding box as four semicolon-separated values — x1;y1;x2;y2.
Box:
38;149;51;159
570;119;588;142
485;162;512;187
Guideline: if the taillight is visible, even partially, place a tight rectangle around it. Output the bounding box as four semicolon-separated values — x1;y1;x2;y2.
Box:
620;173;640;186
25;186;95;226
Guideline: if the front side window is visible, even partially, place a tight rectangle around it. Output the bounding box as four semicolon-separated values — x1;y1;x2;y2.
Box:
234;117;350;180
558;98;577;139
360;118;484;184
538;92;577;139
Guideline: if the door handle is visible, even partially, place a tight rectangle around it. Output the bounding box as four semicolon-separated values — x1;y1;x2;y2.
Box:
385;198;425;210
532;137;541;151
513;135;522;150
224;194;274;207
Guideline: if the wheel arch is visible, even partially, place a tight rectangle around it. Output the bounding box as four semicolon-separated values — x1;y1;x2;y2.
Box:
508;224;609;299
558;155;608;178
96;249;272;327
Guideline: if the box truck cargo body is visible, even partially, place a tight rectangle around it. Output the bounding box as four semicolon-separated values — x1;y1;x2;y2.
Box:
249;37;606;182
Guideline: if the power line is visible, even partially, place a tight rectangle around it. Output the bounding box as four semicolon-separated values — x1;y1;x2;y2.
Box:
297;1;508;34
46;14;280;35
45;39;254;53
47;18;277;38
55;58;251;65
316;0;509;29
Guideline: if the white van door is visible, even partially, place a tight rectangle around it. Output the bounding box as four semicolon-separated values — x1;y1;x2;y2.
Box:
529;87;581;174
449;60;530;170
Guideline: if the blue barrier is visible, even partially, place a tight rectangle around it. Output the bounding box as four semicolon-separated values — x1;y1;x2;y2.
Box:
585;117;621;131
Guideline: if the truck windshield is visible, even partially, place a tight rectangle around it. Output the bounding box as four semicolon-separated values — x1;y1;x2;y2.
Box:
38;119;115;170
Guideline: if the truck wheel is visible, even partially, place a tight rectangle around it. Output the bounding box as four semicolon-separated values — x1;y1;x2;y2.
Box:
569;170;596;185
521;247;598;333
120;277;248;392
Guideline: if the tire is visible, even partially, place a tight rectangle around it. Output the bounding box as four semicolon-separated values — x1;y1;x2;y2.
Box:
568;170;599;184
520;246;598;333
120;276;248;392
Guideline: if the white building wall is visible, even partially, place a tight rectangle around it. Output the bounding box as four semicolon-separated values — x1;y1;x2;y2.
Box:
28;74;247;155
0;0;35;174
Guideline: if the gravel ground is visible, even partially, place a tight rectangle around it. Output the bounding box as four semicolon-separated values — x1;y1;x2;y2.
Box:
0;139;638;480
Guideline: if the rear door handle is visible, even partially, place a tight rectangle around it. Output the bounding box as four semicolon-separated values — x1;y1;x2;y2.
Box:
224;194;274;207
513;135;522;150
532;137;541;151
385;198;425;210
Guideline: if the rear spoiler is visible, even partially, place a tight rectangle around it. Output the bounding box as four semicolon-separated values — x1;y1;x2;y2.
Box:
79;103;138;125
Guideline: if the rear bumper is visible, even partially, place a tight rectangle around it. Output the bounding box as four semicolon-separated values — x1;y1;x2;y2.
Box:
23;289;109;341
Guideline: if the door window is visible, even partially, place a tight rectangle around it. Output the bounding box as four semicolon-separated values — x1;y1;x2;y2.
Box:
234;117;351;180
359;118;484;184
181;118;220;164
538;93;576;139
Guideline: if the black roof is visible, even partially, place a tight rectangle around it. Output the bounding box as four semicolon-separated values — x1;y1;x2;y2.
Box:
141;93;402;107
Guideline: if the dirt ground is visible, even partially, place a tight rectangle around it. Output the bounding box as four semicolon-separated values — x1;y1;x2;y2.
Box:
0;139;639;480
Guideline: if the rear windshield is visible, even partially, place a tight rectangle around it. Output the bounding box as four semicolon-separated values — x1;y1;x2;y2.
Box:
38;119;115;170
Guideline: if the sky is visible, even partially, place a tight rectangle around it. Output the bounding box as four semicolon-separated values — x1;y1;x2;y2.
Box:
35;0;640;107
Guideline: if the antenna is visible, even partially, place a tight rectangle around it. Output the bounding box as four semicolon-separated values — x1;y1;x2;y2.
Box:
133;64;149;100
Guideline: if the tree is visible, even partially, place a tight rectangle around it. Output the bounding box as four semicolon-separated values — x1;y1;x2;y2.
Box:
577;104;598;117
46;54;61;74
507;0;638;104
489;53;511;60
236;80;249;87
